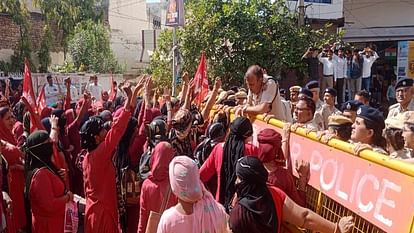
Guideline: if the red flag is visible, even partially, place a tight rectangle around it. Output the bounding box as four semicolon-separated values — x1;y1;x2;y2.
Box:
192;52;208;106
109;72;116;101
36;85;46;114
22;59;45;132
23;58;37;111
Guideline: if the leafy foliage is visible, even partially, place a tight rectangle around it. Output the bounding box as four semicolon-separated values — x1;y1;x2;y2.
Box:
149;0;343;88
38;24;52;72
33;0;105;58
1;0;34;72
68;20;122;73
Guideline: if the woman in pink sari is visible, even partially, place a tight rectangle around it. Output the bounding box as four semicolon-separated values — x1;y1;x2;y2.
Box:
157;156;229;233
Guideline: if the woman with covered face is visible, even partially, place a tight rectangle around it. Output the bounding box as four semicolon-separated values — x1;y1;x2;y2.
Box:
230;156;354;233
0;106;26;231
24;130;74;233
199;116;259;212
81;81;141;233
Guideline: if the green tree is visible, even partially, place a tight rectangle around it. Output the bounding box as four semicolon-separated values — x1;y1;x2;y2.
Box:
68;20;122;73
33;0;105;58
149;0;343;88
38;24;52;72
1;0;34;72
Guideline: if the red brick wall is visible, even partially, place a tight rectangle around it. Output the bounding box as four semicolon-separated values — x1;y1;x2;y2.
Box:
0;12;63;52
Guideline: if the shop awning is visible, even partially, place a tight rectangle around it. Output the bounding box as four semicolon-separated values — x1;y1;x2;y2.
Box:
343;26;414;42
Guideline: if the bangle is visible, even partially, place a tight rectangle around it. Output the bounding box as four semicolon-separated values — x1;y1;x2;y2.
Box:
281;139;288;143
52;127;59;131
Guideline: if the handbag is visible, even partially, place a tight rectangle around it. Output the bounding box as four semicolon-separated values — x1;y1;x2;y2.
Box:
145;186;172;233
121;168;141;206
64;201;79;233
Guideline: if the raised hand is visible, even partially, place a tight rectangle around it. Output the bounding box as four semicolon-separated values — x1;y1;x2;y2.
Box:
295;160;310;184
49;115;59;129
182;72;189;84
338;216;354;233
214;77;222;91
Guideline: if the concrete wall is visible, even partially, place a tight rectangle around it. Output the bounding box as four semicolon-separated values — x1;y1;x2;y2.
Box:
343;0;414;29
0;10;64;70
286;0;343;20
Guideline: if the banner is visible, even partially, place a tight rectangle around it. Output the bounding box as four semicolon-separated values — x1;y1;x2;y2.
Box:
397;41;414;80
192;52;208;106
251;119;414;233
165;0;185;27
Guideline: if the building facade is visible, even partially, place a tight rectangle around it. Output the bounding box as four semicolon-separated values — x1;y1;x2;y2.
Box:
108;0;167;73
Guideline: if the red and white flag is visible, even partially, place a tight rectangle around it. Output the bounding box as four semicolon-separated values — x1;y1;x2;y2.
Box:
192;52;208;106
23;58;37;111
36;85;46;114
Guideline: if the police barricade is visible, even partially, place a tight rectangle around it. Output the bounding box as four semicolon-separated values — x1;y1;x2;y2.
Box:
226;112;414;233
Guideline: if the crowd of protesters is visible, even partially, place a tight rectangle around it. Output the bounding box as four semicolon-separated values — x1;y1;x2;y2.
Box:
0;44;412;233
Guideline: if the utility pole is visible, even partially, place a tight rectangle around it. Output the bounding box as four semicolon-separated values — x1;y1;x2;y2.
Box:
298;0;305;27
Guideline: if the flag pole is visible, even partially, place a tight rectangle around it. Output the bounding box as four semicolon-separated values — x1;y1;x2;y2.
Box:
172;27;177;97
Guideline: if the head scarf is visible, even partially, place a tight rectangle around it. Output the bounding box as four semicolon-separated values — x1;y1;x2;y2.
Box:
100;110;113;122
169;156;228;233
206;122;226;143
23;112;31;135
41;117;52;133
257;129;284;164
229;156;278;233
13;101;25;122
172;109;193;139
148;142;174;181
80;116;105;151
0;107;17;145
114;117;138;176
220;116;253;212
24;130;58;174
147;118;168;148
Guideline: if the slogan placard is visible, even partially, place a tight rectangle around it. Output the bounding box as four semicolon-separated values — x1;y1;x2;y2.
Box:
251;119;414;233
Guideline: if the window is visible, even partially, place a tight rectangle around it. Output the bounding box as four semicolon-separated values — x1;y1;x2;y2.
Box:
287;0;332;3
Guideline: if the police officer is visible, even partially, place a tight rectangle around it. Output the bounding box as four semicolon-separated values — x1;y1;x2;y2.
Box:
387;78;414;119
402;111;414;160
315;88;342;130
289;85;301;115
351;105;387;154
384;114;407;159
340;100;363;123
305;80;324;112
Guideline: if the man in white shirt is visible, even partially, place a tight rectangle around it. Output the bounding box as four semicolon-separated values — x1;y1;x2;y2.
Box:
318;49;338;94
334;48;347;104
87;75;103;101
234;65;292;122
44;75;60;106
360;47;379;92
